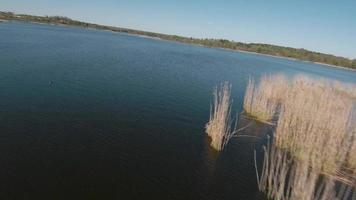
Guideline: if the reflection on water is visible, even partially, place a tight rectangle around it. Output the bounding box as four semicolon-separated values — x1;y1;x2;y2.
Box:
202;135;220;174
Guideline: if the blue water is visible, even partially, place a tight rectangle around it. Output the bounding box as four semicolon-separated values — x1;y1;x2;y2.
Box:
0;21;355;200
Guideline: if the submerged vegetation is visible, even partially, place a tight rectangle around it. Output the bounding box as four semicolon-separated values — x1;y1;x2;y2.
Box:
248;74;356;200
1;11;356;70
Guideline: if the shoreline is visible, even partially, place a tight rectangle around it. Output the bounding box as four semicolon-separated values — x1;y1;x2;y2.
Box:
2;19;355;72
227;48;356;72
100;25;356;72
310;61;356;72
127;33;356;72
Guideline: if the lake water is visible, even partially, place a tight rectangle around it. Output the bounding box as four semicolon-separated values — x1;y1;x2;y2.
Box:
0;21;355;200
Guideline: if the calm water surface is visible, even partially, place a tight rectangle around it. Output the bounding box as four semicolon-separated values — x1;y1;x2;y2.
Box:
0;21;355;200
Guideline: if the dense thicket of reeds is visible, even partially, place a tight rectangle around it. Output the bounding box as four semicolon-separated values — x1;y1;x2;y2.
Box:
249;74;356;200
259;140;356;200
205;82;236;151
243;74;288;123
276;76;353;174
350;139;356;170
334;81;356;99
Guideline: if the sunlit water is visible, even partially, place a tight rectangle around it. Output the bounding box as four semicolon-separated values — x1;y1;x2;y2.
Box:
0;21;355;200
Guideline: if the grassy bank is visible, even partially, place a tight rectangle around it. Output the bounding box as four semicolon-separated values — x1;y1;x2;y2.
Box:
1;11;356;70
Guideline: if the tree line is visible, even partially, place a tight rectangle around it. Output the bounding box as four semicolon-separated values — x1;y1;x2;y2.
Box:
1;11;355;69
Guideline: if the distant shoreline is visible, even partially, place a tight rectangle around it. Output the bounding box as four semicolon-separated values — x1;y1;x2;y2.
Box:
117;31;356;72
226;49;356;72
12;20;356;72
1;11;355;71
12;19;353;72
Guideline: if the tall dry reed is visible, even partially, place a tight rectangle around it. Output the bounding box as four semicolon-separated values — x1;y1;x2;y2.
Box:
275;76;353;175
348;122;356;171
252;74;356;200
205;82;236;151
258;140;356;200
243;74;288;123
333;81;356;99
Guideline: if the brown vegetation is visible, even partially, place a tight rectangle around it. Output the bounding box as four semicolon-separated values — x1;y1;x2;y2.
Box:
243;74;288;123
249;74;356;200
2;11;356;70
205;82;236;151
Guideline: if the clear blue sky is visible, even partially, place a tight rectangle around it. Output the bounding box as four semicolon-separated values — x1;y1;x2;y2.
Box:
2;0;356;59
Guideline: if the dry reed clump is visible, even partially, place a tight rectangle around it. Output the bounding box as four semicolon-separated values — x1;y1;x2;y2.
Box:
258;141;356;200
205;82;236;151
348;121;356;170
253;74;356;200
275;76;353;175
350;141;356;170
243;74;288;123
333;81;356;99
